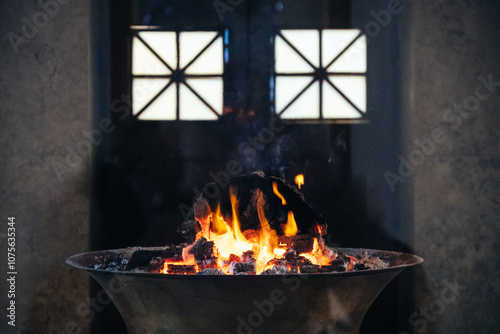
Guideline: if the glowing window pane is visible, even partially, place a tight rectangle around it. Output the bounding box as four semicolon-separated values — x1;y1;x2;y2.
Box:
281;30;320;68
132;37;170;75
281;81;320;119
322;30;360;68
132;30;224;121
138;31;177;70
132;79;169;114
323;82;362;119
138;84;177;120
275;36;314;73
179;32;218;69
275;29;367;121
275;77;314;113
185;78;223;115
185;37;223;75
329;76;366;112
179;83;218;120
329;35;367;73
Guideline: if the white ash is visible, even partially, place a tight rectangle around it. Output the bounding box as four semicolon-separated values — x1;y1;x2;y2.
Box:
260;265;291;275
196;268;226;275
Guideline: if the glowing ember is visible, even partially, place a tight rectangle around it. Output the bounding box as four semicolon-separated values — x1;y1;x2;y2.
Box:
150;173;389;275
295;174;304;189
156;180;336;275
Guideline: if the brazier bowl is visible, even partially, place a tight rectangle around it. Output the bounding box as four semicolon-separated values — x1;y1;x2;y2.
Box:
67;247;423;334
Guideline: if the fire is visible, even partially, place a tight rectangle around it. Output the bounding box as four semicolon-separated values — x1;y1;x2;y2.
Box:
254;190;281;273
272;182;287;205
162;181;335;275
295;174;304;189
299;238;331;266
283;211;298;237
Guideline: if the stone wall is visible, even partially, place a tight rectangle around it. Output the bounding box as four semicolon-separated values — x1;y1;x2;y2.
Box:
408;0;500;333
0;0;92;333
353;0;500;332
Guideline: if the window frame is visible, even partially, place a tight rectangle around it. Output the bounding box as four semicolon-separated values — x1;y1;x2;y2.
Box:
272;27;368;123
129;26;228;121
124;1;364;124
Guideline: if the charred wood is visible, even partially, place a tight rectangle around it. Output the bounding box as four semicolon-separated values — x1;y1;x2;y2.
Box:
182;172;326;241
167;264;196;275
125;246;182;271
299;264;320;274
229;261;256;275
190;237;215;261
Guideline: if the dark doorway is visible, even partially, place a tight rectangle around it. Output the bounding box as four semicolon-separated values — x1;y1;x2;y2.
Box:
90;1;411;333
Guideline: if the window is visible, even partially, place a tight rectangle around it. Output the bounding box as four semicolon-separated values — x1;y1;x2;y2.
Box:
131;29;227;120
274;29;367;120
129;22;367;122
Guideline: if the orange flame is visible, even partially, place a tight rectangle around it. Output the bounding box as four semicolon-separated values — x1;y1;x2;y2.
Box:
295;174;304;189
161;182;338;275
283;211;298;237
182;244;196;265
299;238;331;266
209;190;253;260
160;260;196;275
160;261;168;274
272;182;287;205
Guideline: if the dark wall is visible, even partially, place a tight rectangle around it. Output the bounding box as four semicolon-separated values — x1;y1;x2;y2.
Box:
1;0;499;333
408;0;500;333
0;0;92;333
353;0;500;333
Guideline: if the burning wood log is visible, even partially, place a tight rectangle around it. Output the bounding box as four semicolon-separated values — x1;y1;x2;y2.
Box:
196;258;218;270
299;264;320;274
91;246;390;275
190;237;215;261
260;265;291;275
228;254;241;263
187;237;218;270
241;250;255;262
125;246;183;271
88;172;392;276
166;264;196;275
148;257;165;272
229;262;256;275
178;171;327;240
278;228;326;253
229;250;257;275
